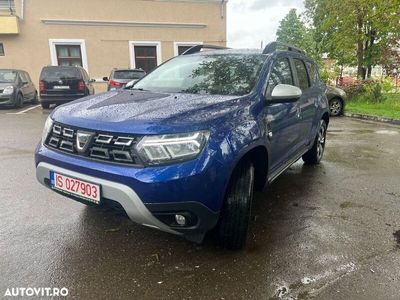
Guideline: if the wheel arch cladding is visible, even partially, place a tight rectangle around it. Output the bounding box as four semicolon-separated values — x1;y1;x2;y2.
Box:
322;111;329;127
230;145;268;192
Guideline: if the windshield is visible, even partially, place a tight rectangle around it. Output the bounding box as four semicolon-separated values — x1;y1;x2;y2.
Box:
133;54;267;96
113;70;145;80
0;70;17;83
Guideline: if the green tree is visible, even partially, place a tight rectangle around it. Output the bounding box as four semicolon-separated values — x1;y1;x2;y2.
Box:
305;0;400;79
276;9;319;62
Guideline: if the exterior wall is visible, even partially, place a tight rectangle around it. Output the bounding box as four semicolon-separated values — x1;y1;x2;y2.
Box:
0;0;227;92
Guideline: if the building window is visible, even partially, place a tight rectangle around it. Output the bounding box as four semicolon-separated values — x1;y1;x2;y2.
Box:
134;46;157;73
129;41;161;73
177;46;192;55
174;42;202;56
56;45;82;67
0;43;4;56
48;39;89;71
0;0;15;12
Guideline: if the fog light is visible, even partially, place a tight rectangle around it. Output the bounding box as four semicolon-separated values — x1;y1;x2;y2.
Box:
175;214;186;226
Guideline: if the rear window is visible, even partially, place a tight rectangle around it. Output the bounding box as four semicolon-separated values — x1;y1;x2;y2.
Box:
40;67;81;80
113;70;145;80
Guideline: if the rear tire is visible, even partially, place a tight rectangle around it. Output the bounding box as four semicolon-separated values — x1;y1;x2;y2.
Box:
302;119;327;165
41;102;50;109
216;161;255;250
14;93;24;108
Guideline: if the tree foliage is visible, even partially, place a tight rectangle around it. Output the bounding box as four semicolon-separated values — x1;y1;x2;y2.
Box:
276;9;319;62
304;0;400;79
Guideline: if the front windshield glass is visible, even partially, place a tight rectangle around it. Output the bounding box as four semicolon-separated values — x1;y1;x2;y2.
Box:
133;54;267;96
0;70;17;83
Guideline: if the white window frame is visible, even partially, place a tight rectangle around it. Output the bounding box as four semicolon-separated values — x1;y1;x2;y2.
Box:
173;42;203;56
48;39;89;72
129;41;162;69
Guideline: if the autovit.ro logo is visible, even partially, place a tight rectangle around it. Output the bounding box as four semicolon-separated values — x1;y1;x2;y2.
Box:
4;287;68;297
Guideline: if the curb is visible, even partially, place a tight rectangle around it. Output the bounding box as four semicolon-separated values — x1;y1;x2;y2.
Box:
344;112;400;126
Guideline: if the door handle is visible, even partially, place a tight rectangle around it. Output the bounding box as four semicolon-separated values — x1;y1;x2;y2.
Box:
296;105;302;119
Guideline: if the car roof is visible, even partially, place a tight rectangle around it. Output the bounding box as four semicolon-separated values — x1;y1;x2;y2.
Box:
112;68;145;72
0;68;26;72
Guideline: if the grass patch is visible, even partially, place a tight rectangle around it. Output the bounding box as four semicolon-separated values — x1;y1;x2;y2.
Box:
346;93;400;120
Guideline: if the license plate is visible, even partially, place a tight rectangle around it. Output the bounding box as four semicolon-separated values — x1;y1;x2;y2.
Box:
50;172;101;204
53;86;70;89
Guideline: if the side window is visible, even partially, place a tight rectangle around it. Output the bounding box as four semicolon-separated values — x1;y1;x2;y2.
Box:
19;72;28;83
306;61;319;86
294;59;310;90
24;72;32;83
266;57;293;95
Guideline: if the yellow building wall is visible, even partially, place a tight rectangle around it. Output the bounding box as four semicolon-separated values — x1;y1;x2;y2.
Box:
0;0;227;93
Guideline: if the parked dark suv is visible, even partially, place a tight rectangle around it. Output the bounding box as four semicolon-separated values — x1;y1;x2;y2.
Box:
103;68;146;91
39;66;95;109
36;43;329;249
0;69;37;108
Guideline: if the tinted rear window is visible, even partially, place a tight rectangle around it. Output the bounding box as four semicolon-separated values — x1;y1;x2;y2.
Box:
113;70;145;80
40;67;81;80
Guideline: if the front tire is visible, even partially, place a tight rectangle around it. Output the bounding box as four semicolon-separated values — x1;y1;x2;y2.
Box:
216;161;255;250
302;119;327;165
14;93;24;108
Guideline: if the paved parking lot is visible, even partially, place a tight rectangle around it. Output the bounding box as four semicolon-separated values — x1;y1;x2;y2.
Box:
1;104;400;299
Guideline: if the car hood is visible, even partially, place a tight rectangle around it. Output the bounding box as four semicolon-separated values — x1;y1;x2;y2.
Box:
52;90;245;134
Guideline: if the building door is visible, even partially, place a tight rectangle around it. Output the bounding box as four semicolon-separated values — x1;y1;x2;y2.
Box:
134;46;157;73
55;45;83;67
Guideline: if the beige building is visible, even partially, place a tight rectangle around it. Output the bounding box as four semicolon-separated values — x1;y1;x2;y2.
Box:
0;0;227;92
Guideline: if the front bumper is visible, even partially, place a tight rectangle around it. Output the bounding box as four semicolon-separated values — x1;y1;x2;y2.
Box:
0;94;15;106
35;144;226;241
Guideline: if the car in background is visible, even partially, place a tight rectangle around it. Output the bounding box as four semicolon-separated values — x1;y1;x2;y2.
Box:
326;86;347;116
103;69;146;91
39;66;95;109
0;69;37;108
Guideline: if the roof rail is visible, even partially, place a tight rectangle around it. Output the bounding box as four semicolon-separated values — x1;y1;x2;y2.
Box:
181;44;230;55
263;42;305;55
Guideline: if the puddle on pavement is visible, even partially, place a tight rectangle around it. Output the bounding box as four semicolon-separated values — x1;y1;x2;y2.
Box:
375;130;399;135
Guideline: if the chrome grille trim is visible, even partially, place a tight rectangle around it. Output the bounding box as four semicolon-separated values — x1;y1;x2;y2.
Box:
90;147;110;160
53;125;62;135
59;140;74;152
111;150;133;162
114;137;134;146
95;134;113;144
48;137;60;148
62;128;74;138
46;122;142;166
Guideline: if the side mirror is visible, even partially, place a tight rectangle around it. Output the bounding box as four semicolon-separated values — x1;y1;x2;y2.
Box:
102;77;108;82
269;84;302;103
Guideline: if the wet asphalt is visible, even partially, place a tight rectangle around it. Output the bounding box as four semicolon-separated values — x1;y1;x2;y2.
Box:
0;104;400;299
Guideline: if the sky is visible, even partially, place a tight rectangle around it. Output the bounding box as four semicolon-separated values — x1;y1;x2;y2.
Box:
227;0;305;49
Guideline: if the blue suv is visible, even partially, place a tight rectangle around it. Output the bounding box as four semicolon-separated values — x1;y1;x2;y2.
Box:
35;42;329;249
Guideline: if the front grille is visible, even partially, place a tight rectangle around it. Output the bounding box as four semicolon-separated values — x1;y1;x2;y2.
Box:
45;122;143;166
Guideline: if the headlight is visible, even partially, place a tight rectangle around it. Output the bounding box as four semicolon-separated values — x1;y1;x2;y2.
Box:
2;86;14;95
41;116;53;144
136;131;210;165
